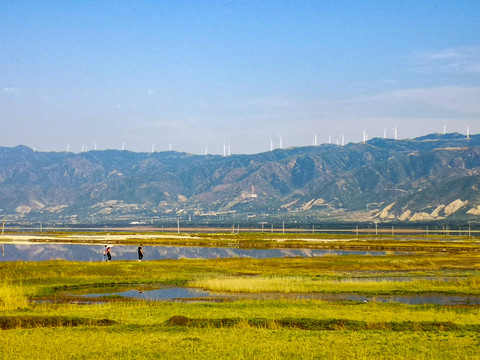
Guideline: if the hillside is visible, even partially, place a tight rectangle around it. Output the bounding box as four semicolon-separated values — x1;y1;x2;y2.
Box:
0;133;479;225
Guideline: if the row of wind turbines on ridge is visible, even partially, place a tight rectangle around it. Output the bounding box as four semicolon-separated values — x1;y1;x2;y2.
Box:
69;124;471;155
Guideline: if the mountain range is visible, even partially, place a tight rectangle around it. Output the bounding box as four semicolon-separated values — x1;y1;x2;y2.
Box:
1;133;479;225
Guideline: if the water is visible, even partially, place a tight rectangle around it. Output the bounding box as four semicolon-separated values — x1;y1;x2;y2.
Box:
82;287;223;301
77;286;480;305
0;243;395;262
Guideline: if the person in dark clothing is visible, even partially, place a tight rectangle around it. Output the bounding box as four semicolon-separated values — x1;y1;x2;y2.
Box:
105;246;112;261
138;244;143;261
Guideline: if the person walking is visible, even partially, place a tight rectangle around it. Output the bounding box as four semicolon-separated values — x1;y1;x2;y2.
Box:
138;244;143;261
105;246;112;261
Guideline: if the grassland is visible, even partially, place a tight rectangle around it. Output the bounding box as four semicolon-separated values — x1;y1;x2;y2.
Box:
1;233;480;359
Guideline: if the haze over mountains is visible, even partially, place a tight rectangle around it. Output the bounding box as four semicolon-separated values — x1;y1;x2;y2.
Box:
1;133;479;225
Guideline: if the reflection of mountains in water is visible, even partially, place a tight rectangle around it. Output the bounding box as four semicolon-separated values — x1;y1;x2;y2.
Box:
0;243;387;262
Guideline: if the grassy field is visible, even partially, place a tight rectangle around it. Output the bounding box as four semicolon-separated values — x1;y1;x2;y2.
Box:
1;233;480;359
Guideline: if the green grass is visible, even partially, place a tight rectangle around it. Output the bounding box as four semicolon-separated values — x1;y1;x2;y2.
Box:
2;252;480;298
1;301;480;359
2;326;478;359
0;281;30;311
189;275;480;294
1;234;480;359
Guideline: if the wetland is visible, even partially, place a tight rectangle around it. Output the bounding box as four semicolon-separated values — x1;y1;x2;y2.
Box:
0;242;404;262
1;231;480;359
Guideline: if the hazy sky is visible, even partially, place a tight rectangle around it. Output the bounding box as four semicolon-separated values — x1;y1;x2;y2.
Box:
1;1;479;154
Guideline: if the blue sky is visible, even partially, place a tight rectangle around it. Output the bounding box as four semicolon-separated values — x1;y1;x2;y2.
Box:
1;1;479;154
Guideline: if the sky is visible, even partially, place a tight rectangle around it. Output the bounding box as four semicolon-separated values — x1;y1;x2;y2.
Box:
1;1;479;154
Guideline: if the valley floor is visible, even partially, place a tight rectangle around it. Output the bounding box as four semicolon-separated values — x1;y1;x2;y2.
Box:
1;233;480;359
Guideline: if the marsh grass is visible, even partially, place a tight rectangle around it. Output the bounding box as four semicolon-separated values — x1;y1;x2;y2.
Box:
0;315;115;329
0;281;29;311
2;234;480;359
165;315;480;332
2;254;480;301
1;322;479;360
189;275;480;294
2;296;480;359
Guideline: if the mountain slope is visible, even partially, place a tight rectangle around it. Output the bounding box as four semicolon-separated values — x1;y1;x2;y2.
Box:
0;133;479;224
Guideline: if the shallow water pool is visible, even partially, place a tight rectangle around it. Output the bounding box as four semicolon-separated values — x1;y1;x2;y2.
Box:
0;243;398;262
76;286;480;305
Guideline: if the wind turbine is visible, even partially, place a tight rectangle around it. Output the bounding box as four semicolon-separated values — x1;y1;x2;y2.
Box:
363;130;367;144
122;142;125;151
279;136;283;149
223;142;226;157
313;133;317;146
151;144;155;153
443;125;446;135
169;143;172;151
467;126;470;140
67;144;70;153
94;143;97;151
383;128;387;139
341;134;345;147
328;135;331;144
270;137;273;151
393;125;398;140
205;146;208;155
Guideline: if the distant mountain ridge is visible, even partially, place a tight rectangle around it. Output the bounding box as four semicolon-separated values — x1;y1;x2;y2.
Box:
1;133;479;224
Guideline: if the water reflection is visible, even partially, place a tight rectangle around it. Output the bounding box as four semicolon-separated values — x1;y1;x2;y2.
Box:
79;286;480;305
0;243;394;262
83;287;222;301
